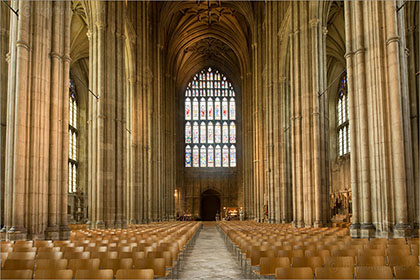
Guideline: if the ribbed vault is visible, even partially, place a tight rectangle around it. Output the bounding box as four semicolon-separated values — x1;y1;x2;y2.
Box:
157;1;253;90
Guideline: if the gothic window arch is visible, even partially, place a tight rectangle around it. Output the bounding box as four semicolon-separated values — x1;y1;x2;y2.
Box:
337;72;349;156
69;80;78;193
185;67;236;167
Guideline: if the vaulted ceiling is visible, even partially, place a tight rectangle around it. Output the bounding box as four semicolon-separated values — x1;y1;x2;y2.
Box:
156;1;255;89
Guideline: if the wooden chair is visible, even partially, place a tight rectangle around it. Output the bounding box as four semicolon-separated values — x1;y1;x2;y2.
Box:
100;258;133;276
387;238;407;245
7;252;36;260
62;246;84;253
85;246;107;253
63;251;90;259
14;241;33;247
109;246;132;253
116;269;154;279
1;269;33;279
13;247;37;252
355;266;393;279
332;249;358;259
315;267;354;279
134;257;167;278
34;241;53;248
356;255;386;266
388;255;419;267
3;259;35;270
34;269;73;279
359;248;385;256
91;251;118;260
257;257;290;276
147;250;173;268
36;251;63;259
386;247;411;256
74;269;114;279
36;259;68;270
410;244;419;256
1;251;8;264
324;256;354;267
394;266;420;279
1;246;13;253
37;247;61;252
69;258;100;272
304;250;330;263
275;267;314;279
291;256;323;273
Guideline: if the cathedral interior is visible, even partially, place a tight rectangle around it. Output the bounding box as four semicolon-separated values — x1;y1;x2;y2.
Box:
0;0;419;279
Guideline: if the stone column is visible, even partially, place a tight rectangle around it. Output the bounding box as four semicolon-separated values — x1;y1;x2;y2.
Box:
384;1;409;234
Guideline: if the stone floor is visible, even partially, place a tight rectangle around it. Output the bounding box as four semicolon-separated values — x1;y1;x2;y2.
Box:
178;223;245;279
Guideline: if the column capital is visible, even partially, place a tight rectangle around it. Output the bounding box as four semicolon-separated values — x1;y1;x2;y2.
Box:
63;55;72;63
309;18;320;27
96;21;106;30
86;29;93;39
386;36;400;46
16;40;30;51
49;52;62;60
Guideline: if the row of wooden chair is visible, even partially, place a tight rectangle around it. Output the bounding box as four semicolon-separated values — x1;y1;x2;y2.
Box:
2;269;154;279
275;266;419;279
217;221;419;279
1;221;202;279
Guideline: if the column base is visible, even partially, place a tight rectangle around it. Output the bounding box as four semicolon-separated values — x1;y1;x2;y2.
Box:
59;225;71;240
86;221;92;229
27;233;46;240
130;219;137;224
1;227;7;240
350;223;361;238
314;220;323;228
114;221;122;229
393;223;411;238
296;220;304;228
360;223;376;238
96;221;105;229
8;226;28;241
44;226;60;240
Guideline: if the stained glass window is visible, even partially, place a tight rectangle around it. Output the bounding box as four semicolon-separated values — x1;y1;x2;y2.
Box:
193;98;199;120
222;122;229;143
200;122;206;143
215;98;221;120
222;98;228;120
222;145;229;167
230;122;236;143
193;122;199;143
208;145;214;167
215;122;221;143
337;72;350;157
230;145;236;167
215;145;222;167
68;80;78;193
193;145;199;167
185;98;191;120
185;122;192;143
185;68;237;167
200;146;206;167
208;122;214;143
185;145;192;167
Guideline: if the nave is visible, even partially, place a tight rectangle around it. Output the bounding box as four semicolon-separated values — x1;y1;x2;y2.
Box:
1;221;419;279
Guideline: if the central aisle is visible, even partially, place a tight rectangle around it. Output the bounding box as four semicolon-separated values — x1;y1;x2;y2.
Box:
178;223;245;279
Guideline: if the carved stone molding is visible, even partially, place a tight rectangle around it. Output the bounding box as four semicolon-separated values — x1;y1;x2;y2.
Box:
184;37;231;57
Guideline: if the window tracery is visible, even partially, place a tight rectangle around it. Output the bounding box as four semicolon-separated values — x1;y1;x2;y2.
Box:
185;67;236;168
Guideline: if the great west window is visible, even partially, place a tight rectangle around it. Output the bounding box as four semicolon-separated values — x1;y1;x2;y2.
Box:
185;67;236;168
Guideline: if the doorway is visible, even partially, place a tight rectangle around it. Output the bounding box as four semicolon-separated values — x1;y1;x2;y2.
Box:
200;189;221;221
